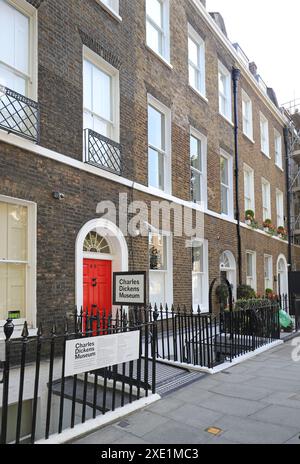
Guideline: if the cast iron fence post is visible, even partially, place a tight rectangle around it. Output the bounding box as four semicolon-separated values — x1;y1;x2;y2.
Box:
0;319;14;445
151;305;159;394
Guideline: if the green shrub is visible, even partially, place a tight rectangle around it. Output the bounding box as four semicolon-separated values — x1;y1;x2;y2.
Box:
237;285;256;300
216;283;230;304
235;298;272;311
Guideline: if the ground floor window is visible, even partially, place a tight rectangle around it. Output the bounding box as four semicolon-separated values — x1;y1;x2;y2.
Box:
246;250;257;292
264;255;273;291
149;231;173;307
0;197;36;326
192;240;209;312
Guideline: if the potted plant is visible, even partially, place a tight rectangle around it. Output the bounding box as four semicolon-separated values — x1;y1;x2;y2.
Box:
245;210;255;226
263;219;272;233
277;226;286;238
265;288;274;299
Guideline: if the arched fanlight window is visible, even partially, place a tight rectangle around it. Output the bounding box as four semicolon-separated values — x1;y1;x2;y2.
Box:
220;251;235;270
278;258;286;273
83;231;111;254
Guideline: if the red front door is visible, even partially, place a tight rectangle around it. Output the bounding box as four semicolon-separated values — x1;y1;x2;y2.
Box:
83;259;112;319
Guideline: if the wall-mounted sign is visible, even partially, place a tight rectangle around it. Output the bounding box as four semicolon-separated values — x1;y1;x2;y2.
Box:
113;272;146;306
65;331;140;377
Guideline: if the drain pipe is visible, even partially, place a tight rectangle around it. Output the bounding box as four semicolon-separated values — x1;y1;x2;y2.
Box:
232;68;242;286
283;126;293;272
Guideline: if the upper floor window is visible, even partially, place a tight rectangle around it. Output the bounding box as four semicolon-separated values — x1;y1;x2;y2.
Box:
83;47;119;142
188;24;205;97
262;178;271;221
218;61;232;121
244;164;255;213
260;113;270;157
0;0;37;98
220;150;233;218
101;0;119;14
146;0;170;62
274;129;283;170
190;128;207;207
242;90;253;140
276;189;284;228
147;95;171;193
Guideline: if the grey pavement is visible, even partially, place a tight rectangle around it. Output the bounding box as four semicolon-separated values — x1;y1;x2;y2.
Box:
72;339;300;445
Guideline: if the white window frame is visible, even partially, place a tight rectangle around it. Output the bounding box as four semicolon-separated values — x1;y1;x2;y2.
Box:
95;0;121;21
220;149;234;219
188;24;206;98
262;178;271;221
0;0;38;100
218;60;232;122
274;129;283;170
276;189;284;228
147;94;172;195
146;0;170;63
246;250;257;292
243;164;255;214
83;46;120;147
242;90;253;141
264;254;273;291
260;112;270;158
190;127;207;209
149;230;173;308
192;239;209;313
0;194;36;330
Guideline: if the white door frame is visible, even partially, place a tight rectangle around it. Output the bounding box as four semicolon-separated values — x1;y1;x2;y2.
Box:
75;218;128;311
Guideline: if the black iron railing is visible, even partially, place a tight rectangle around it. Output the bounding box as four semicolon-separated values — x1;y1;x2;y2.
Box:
0;85;40;143
0;307;157;444
84;129;122;175
145;301;281;370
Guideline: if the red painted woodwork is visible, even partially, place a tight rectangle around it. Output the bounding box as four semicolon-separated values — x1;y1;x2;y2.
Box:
83;259;112;320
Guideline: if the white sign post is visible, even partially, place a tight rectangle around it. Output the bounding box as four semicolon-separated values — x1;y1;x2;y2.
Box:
65;331;140;377
113;272;146;306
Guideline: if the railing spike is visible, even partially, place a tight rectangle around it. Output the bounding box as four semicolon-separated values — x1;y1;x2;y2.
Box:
21;321;29;339
37;322;43;337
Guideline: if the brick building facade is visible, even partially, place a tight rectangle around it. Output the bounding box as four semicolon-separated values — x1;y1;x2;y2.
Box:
0;0;293;333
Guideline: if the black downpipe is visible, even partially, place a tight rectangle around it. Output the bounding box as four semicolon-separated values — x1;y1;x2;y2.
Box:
232;68;242;286
283;126;293;272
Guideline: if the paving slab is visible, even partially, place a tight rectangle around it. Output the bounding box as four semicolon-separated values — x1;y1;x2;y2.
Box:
145;420;211;445
196;393;267;417
250;405;300;429
161;403;224;429
216;415;299;445
112;410;169;438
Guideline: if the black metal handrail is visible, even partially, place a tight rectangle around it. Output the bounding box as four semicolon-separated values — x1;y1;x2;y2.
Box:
0;85;40;143
84;128;122;175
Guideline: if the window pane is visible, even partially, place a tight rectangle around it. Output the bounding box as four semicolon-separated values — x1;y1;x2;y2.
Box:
149;233;167;270
0;263;26;320
93;66;112;121
149;271;165;306
0;1;29;78
147;0;163;27
247;254;253;277
192;273;203;308
190;136;201;170
14;7;29;75
189;65;198;89
220;157;228;185
0;202;27;261
0;63;26;95
188;37;198;66
191;170;201;202
146;21;162;55
149;148;164;190
221;185;228;214
192;246;203;273
148;105;164;150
